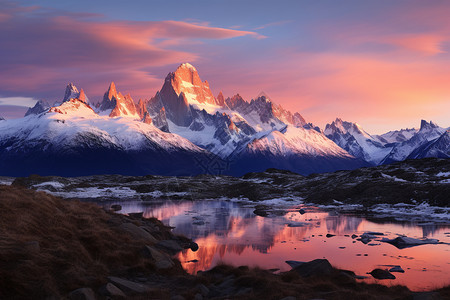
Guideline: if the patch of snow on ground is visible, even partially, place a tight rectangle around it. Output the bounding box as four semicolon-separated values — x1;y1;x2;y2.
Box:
381;173;408;182
0;178;14;185
436;172;450;177
370;202;450;221
34;181;66;189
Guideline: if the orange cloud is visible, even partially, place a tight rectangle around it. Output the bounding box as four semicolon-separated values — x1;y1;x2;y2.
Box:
385;34;447;55
0;4;263;104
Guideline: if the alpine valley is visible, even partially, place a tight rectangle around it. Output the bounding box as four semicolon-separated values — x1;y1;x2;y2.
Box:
0;63;448;177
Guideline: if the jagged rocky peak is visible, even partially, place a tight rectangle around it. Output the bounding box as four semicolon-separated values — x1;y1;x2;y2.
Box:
377;128;417;144
170;63;218;106
325;118;363;135
100;82;138;118
225;94;248;110
420;120;439;131
24;100;51;116
62;83;89;104
137;99;148;119
100;81;121;111
293;112;307;127
216;91;225;106
0;116;5;121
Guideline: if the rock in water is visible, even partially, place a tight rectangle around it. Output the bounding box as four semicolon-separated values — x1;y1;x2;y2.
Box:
389;266;405;273
291;259;333;277
369;269;396;280
381;236;439;249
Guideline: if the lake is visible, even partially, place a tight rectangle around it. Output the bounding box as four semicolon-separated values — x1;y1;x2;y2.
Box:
99;199;450;291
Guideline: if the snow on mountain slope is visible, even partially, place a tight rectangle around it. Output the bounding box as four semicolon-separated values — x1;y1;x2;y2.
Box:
149;64;296;158
1;99;204;152
245;126;354;157
324;118;391;164
407;130;450;159
231;125;366;175
0;93;218;176
381;120;447;164
376;128;418;144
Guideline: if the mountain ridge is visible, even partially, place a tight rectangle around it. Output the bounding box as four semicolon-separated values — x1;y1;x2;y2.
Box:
3;63;447;176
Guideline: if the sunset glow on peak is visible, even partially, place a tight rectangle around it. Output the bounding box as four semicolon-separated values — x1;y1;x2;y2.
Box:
0;0;449;134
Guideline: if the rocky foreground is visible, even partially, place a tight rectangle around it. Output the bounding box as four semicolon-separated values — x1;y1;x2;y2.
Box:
1;185;449;299
6;158;449;208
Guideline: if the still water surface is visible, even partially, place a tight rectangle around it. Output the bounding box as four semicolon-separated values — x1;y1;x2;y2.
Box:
101;199;450;291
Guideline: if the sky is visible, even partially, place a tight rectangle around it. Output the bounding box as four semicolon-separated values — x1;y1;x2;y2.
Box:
0;0;449;134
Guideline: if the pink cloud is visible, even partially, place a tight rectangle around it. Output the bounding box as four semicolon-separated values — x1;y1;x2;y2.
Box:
0;3;262;103
385;34;447;55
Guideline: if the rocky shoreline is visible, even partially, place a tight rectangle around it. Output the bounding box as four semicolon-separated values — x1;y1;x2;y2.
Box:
1;185;449;299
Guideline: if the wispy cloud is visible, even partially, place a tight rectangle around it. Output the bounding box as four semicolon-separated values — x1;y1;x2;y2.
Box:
0;97;37;107
0;1;263;103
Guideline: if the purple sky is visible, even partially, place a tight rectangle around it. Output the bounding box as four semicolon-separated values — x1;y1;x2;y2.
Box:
0;0;449;133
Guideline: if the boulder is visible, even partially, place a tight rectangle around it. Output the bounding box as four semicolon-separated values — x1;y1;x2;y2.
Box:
389;266;405;273
68;288;96;300
157;240;183;252
143;246;174;269
253;209;268;217
108;277;150;294
119;223;158;243
291;259;333;277
103;283;126;299
369;269;396;280
190;242;199;252
285;260;304;269
381;236;439;249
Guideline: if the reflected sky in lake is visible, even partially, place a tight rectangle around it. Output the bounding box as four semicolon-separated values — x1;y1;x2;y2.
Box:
102;199;450;291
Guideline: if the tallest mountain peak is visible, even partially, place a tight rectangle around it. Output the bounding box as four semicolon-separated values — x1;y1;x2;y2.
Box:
178;63;197;72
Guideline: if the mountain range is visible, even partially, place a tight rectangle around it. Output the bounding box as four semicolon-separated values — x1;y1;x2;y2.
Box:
0;63;448;176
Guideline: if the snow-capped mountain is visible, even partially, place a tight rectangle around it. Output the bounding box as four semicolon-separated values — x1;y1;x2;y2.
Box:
4;62;444;177
144;63;326;161
0;116;5;121
375;128;417;144
407;130;449;159
231;125;365;174
381;120;447;164
0;85;216;177
324;118;391;165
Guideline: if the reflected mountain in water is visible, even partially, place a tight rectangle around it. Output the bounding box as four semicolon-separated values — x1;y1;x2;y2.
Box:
102;199;449;290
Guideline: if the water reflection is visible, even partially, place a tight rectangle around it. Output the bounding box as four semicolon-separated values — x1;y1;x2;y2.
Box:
103;200;450;291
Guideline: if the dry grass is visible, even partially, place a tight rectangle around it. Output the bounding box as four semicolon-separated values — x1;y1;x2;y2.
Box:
0;185;184;299
191;264;414;300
